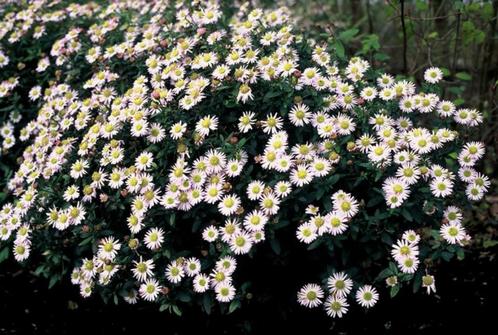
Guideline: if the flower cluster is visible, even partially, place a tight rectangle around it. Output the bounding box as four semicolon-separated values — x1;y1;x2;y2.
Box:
0;0;489;318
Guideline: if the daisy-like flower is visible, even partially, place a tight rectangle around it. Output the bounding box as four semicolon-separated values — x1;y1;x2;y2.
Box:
424;67;443;84
243;210;268;232
226;159;244;177
327;272;353;297
443;206;462;225
382;177;410;206
204;183;223;203
170;121;187;139
144;227;164;250
193;273;210;293
462;141;485;160
13;241;30;262
238;111;256;133
165;261;185;284
355;285;379;308
396;164;420;185
430;177;453;198
391;239;419;263
402;230;420;244
360;86;378;101
332;191;359;219
259;192;280;215
230;231;253;255
124;290;139;305
466;183;485;201
205;149;226;173
290;164;314;187
196;115;218;137
131;119;149;137
98;236;121;261
368;144;391;163
246;180;265;200
310;158;331;177
70;159;89;179
422;275;436;294
29;85;42;101
297;283;324;308
261;113;283;134
336;114;356;135
215;282;236;302
63;185;80;202
324;296;349;318
184;257;201;277
202;225;219;242
216;256;237;275
278;59;297;77
289;103;311;126
296;223;318;244
135;151;154;171
139;278;161;301
212;64;230;80
132;258;155;282
399;256;419;274
274;181;292;197
218;194;241;216
440;222;466;244
325;212;348;236
237;83;253;103
148;123;166;143
437;100;456;117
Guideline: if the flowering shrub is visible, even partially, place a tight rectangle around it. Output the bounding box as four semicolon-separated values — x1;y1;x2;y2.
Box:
0;0;490;318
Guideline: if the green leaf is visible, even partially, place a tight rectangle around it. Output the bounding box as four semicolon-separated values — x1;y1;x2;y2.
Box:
307;239;323;251
390;285;400;298
0;246;9;263
333;40;345;60
78;236;93;247
270;239;281;255
401;209;413;222
48;275;59;289
376;267;393;280
483;240;498;248
339;28;359;43
374;52;390;61
228;300;241;314
172;305;182;316
456;248;465;260
177;291;192;303
381;233;393;245
169;213;176;226
455;72;471;81
415;0;429;10
440;67;451;76
361;34;380;53
441;251;453;261
263;90;281;102
203;294;212;315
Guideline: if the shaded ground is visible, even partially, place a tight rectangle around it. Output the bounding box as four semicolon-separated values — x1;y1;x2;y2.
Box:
0;245;496;334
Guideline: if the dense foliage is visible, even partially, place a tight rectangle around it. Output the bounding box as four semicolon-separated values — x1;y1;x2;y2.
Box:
0;0;491;319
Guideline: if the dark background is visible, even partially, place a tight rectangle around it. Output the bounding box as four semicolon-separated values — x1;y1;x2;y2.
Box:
1;242;496;334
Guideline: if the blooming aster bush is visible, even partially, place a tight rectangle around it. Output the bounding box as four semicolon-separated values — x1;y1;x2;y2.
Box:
0;0;490;318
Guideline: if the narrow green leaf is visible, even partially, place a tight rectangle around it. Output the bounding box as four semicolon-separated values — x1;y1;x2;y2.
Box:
455;72;471;81
228;300;241;314
390;285;400;298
